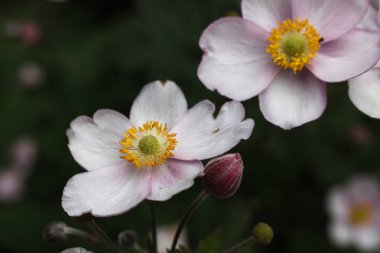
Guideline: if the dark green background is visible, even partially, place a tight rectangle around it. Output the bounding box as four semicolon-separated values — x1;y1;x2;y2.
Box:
0;0;379;252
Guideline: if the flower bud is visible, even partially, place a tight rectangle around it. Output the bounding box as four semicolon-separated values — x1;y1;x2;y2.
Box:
43;222;68;245
118;230;137;249
202;153;243;198
252;222;273;245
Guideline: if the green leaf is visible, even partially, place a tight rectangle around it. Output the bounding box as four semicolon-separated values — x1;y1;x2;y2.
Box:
195;231;222;253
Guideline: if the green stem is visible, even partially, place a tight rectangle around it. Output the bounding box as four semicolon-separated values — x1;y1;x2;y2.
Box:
87;219;124;253
222;236;255;253
65;227;98;243
150;202;157;253
170;190;209;253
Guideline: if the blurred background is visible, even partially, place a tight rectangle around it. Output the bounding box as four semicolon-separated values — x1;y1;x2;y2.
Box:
0;0;379;252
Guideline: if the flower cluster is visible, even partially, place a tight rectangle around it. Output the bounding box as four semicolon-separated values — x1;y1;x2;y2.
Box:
50;0;380;252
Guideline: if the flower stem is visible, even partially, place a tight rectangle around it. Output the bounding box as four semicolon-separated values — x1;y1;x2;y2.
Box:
65;227;98;243
222;236;255;253
86;219;124;253
170;190;209;253
150;201;158;253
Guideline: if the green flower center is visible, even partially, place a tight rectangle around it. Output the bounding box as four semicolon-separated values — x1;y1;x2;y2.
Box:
281;32;308;58
138;135;160;155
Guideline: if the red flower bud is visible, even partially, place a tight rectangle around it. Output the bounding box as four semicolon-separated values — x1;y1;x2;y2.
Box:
202;153;243;198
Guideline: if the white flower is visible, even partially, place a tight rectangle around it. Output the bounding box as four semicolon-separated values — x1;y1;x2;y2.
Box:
62;80;254;217
348;0;380;119
326;176;380;251
157;223;188;253
61;248;92;253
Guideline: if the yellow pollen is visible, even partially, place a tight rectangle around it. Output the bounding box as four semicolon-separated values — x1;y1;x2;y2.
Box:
266;18;321;73
349;203;374;226
119;121;177;168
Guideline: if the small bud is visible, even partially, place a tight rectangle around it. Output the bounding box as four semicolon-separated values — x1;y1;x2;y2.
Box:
43;222;68;245
252;223;273;245
202;153;243;198
118;230;137;249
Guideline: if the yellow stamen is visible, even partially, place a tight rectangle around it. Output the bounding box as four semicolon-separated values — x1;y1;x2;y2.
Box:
266;18;321;73
349;202;374;226
119;121;177;168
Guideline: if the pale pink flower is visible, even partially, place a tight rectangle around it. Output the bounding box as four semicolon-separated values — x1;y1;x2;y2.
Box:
349;0;380;119
157;223;188;253
61;248;92;253
62;80;254;217
198;0;380;129
327;176;380;251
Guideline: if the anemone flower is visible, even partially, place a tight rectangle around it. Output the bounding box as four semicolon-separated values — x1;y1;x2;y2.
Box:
349;0;380;119
61;248;92;253
62;80;254;217
198;0;380;129
327;176;380;251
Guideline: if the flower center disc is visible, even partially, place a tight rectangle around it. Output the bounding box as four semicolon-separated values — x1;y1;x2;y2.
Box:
266;18;321;73
119;121;177;168
349;203;374;226
138;135;160;155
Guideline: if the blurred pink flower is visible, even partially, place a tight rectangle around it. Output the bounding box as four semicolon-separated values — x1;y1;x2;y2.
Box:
349;0;380;119
62;80;254;217
0;169;25;203
21;22;40;45
0;136;38;204
327;176;380;251
4;21;22;38
349;124;371;145
18;62;44;88
4;21;40;45
198;0;380;129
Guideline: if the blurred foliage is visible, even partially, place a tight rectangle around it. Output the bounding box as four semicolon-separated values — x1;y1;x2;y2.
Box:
0;0;379;253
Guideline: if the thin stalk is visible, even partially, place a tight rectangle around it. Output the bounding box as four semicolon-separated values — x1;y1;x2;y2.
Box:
222;236;255;253
170;190;209;253
150;202;157;253
65;227;98;243
87;219;124;253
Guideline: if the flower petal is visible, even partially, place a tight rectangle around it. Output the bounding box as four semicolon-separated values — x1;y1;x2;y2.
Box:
61;248;93;253
358;2;380;31
326;187;349;220
328;222;352;247
292;0;369;42
349;68;380;118
353;227;380;251
130;80;188;129
67;110;131;171
259;70;327;129
198;17;280;101
308;29;380;83
171;101;254;160
242;0;292;31
147;159;204;201
62;163;151;217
